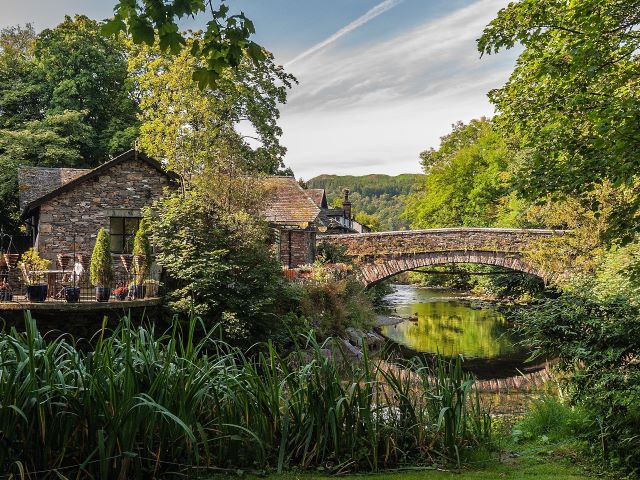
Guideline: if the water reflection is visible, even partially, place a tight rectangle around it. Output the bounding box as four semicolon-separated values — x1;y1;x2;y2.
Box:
380;285;538;378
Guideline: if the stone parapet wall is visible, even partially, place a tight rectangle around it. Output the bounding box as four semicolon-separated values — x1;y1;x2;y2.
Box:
318;228;568;285
319;228;564;257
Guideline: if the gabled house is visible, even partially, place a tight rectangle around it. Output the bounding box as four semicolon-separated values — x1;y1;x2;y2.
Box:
18;150;177;267
307;188;370;234
262;177;323;268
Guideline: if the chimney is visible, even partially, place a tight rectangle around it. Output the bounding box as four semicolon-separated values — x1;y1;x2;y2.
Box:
342;188;352;220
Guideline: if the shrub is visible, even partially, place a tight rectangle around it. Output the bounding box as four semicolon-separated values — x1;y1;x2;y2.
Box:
89;227;114;286
147;192;290;345
131;218;152;278
298;278;375;337
19;248;50;285
513;395;588;443
515;284;640;473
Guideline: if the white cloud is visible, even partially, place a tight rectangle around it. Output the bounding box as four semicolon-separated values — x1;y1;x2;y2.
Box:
286;0;403;67
279;0;518;178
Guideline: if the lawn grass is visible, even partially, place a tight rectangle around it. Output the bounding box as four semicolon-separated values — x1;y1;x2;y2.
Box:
218;442;594;480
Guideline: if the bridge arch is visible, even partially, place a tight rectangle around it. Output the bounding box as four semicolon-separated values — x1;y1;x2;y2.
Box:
318;228;565;287
354;250;544;286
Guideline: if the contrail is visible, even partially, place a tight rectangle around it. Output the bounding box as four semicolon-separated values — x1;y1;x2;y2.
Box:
286;0;404;67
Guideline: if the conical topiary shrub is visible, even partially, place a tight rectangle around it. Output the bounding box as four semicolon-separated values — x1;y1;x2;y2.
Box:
131;219;152;299
132;219;152;277
90;228;114;302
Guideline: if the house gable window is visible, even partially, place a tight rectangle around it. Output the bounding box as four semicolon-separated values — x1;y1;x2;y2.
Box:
110;217;140;254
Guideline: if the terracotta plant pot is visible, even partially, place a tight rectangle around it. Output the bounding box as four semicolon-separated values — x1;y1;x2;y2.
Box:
95;286;111;302
57;254;72;270
3;254;18;270
26;284;48;302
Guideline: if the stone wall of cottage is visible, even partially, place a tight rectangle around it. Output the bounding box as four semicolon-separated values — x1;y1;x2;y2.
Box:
35;157;171;277
278;229;316;268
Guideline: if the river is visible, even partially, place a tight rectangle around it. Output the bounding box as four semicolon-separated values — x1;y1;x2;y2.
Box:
379;284;544;379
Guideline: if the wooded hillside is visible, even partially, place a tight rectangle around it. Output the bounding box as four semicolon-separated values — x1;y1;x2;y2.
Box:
307;174;423;231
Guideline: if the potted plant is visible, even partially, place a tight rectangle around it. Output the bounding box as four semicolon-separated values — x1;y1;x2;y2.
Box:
90;228;114;302
0;281;12;302
114;285;128;301
20;248;51;302
131;220;152;299
64;285;80;303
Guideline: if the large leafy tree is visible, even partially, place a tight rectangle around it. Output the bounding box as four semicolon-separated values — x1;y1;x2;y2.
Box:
106;0;265;89
404;118;524;228
478;0;640;236
0;16;139;232
129;34;294;182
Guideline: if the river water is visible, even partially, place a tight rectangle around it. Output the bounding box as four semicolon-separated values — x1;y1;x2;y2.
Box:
380;284;542;379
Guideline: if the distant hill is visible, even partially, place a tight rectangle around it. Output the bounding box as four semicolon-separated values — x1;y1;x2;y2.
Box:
306;174;424;231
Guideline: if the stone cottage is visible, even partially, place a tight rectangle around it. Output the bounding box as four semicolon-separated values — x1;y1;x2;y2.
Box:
262;177;324;268
18;150;177;267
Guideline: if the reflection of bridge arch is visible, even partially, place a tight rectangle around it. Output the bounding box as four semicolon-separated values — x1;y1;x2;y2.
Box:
318;228;566;286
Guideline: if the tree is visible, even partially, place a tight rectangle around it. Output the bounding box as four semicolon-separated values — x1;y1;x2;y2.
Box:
35;16;139;161
106;0;265;89
147;190;288;344
129;34;295;182
355;212;381;232
478;0;640;238
0;111;94;230
0;17;139;233
404;118;522;228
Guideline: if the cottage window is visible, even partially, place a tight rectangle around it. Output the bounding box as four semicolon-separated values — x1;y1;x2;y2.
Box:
110;217;140;254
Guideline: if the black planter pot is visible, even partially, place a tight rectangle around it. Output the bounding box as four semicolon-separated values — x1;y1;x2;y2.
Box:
130;284;146;300
64;287;80;303
115;292;127;301
0;290;12;302
26;284;48;302
95;286;111;303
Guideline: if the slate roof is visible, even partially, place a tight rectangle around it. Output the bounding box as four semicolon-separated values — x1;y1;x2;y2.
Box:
306;188;328;209
18;167;90;212
18;150;178;219
262;177;321;226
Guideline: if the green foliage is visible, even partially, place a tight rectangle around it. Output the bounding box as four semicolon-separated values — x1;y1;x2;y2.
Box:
478;0;640;238
315;242;348;264
355;211;382;232
131;218;152;277
405;118;523;229
0;17;138;232
514;277;640;473
147;189;289;344
130;33;294;179
0;313;492;477
90;228;114;286
297;278;376;337
106;0;266;89
307;174;423;231
513;396;587;444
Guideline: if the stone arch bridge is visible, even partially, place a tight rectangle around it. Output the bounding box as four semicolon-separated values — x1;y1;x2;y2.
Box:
318;228;566;287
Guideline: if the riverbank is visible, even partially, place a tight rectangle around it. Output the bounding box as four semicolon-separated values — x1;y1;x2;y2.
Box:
216;441;595;479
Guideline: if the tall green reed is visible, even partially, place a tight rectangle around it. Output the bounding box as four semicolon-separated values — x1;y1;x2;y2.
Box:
0;312;492;478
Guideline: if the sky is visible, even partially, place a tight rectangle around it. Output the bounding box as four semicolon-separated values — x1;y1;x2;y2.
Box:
0;0;518;178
